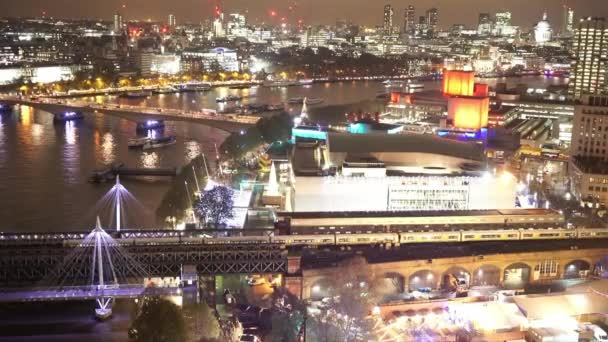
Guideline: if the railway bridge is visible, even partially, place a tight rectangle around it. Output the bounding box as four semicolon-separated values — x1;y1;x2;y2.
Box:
294;240;608;300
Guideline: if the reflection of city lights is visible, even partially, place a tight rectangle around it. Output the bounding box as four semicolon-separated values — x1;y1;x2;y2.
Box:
141;152;159;168
312;285;320;292
185;141;201;162
65;121;76;145
101;133;115;164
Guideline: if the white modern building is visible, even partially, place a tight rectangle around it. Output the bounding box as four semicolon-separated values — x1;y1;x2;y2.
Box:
181;47;239;72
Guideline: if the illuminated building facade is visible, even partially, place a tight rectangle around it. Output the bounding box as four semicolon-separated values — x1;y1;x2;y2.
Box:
442;69;475;97
383;5;394;36
569;18;608;100
113;13;123;33
570;94;608;206
403;5;416;35
534;12;553;45
448;96;490;131
562;6;574;36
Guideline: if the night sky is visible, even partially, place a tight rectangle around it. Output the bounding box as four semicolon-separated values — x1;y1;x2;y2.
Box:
4;0;608;29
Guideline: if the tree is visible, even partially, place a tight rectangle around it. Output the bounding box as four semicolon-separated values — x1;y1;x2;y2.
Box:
184;301;221;342
194;185;234;226
129;296;187;342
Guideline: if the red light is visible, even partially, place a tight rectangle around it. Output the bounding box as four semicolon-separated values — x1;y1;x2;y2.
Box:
298;19;303;24
281;17;286;21
270;10;277;17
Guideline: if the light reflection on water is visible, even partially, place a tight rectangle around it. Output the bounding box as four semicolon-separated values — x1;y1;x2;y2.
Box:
184;140;201;163
140;152;160;169
101;132;115;164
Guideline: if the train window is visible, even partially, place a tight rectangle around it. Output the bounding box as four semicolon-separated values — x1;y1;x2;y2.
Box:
507;234;518;238
523;233;533;237
539;233;558;237
481;234;500;238
449;235;459;239
464;235;474;239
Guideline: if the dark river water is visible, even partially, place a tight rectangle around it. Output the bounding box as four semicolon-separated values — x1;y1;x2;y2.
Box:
0;77;567;232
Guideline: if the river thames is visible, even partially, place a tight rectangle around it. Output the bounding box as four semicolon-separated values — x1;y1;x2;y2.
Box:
0;77;567;232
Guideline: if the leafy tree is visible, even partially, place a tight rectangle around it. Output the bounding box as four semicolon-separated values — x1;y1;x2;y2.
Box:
194;185;234;226
129;296;187;342
184;301;221;342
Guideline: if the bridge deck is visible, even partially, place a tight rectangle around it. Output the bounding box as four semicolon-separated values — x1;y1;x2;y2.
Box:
0;96;260;133
0;286;181;303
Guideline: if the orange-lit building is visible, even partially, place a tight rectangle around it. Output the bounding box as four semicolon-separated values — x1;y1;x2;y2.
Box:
442;69;475;97
448;96;490;131
474;83;490;97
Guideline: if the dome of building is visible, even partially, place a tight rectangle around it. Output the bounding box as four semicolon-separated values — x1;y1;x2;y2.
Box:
534;12;553;45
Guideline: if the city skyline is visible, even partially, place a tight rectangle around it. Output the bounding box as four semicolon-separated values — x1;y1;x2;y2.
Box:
4;0;608;28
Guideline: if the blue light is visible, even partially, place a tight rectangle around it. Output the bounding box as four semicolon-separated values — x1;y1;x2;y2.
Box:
292;128;327;140
437;131;449;137
65;111;77;117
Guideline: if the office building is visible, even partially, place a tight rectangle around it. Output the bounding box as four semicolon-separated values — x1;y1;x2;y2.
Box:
570;95;608;206
383;4;394;36
426;8;438;33
168;14;176;28
403;5;416;35
113;13;123;33
563;6;574;35
569;18;608;100
478;13;492;36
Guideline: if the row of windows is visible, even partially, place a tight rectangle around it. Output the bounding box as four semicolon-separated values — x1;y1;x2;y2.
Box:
588;186;608;193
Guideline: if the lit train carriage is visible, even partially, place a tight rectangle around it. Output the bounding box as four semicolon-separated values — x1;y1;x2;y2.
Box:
399;231;461;244
204;236;271;244
334;233;399;246
519;228;575;240
272;234;336;246
460;230;520;242
498;209;564;227
576;228;608;239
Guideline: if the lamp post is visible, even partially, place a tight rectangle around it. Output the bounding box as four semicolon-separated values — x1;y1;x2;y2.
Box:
184;181;196;223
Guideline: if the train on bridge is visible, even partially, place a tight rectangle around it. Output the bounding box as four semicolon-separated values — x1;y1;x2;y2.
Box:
6;209;608;249
79;226;608;248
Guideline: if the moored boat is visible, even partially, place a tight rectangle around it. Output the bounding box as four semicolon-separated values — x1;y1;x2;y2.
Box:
216;95;242;102
179;82;212;92
119;90;151;98
142;136;177;150
128;137;151;148
53;111;85;122
136;120;165;133
153;86;178;94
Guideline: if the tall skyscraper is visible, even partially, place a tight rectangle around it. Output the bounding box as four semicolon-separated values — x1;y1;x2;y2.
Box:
403;5;416;35
569;94;608;205
113;13;123;33
562;6;574;35
569;18;608;99
418;15;428;35
478;13;492;36
426;8;438;33
383;4;394;36
494;11;511;35
168;14;176;28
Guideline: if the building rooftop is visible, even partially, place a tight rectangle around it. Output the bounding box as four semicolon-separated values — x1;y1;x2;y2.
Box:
327;132;485;161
